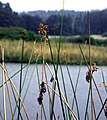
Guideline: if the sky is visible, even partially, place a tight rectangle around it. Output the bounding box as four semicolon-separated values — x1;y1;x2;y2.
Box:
1;0;107;12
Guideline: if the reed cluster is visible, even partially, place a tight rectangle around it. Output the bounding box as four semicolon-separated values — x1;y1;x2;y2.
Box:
0;1;107;120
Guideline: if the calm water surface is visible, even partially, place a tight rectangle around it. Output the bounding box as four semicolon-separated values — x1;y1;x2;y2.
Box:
0;63;107;120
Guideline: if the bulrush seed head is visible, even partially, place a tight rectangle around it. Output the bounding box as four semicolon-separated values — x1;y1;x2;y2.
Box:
50;76;54;82
38;23;49;43
37;93;43;105
40;81;46;94
86;63;98;83
37;81;46;105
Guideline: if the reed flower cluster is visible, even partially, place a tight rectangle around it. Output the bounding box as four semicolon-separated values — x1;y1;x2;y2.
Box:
38;23;49;43
37;81;46;105
86;63;98;83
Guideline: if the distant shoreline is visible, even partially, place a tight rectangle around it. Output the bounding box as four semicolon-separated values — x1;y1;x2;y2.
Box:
0;39;107;65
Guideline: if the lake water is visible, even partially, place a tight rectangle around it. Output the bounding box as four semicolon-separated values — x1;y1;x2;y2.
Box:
0;63;107;120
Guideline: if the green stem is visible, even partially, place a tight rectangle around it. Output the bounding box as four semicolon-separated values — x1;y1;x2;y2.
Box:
13;42;35;116
48;41;57;120
44;64;56;120
72;57;82;111
66;64;80;119
84;82;91;120
78;44;103;119
59;60;71;120
18;39;24;120
21;41;36;90
22;64;36;102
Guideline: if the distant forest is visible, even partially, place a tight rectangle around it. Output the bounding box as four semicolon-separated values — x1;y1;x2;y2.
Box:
0;1;107;36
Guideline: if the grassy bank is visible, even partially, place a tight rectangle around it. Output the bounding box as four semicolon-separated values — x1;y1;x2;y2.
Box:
0;39;107;65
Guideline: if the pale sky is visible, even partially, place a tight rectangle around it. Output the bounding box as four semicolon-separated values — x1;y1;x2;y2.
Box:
1;0;107;12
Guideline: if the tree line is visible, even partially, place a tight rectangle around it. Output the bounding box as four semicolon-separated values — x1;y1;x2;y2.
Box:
0;2;107;36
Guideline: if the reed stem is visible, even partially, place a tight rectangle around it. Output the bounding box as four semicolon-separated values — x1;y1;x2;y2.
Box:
36;60;47;120
18;39;24;120
2;47;7;120
5;74;14;119
0;63;29;119
45;82;78;120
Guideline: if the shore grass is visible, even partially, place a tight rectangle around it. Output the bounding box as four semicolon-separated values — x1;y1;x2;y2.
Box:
0;39;107;65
